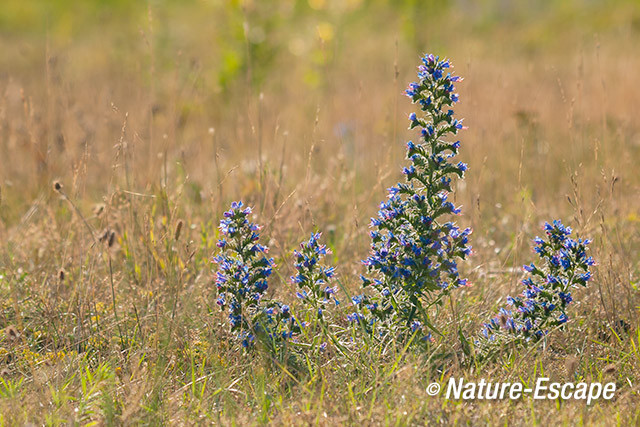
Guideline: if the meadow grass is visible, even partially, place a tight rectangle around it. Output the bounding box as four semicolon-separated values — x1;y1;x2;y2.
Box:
0;1;639;424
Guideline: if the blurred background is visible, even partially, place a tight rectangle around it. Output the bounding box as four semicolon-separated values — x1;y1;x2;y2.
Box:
0;0;639;311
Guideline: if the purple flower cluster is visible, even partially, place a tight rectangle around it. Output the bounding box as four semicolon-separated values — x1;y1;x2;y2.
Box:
479;220;594;351
213;201;277;346
213;202;306;350
209;54;599;363
357;54;472;338
252;301;301;346
291;233;339;320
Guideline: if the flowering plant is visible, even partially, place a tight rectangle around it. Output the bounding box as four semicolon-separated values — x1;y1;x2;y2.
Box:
353;54;472;341
210;54;597;367
477;220;594;356
213;201;298;349
291;232;339;322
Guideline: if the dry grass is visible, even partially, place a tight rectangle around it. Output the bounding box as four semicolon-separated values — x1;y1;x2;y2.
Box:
0;1;639;424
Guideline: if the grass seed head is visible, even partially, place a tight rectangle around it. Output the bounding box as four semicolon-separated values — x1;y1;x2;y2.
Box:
174;219;184;241
108;231;116;248
93;203;105;217
5;326;20;341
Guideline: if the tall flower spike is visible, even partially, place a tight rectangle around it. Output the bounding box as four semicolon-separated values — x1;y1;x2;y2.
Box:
213;201;276;346
291;232;339;321
478;220;594;356
358;54;472;339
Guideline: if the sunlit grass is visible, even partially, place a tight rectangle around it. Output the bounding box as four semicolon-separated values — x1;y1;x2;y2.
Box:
0;0;639;424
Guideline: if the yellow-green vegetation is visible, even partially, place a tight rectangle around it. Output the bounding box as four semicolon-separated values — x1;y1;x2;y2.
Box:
1;0;639;424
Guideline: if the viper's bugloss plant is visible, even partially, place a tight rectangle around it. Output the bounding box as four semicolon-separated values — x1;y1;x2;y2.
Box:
355;54;472;340
291;232;339;321
213;201;298;349
211;54;597;370
477;220;594;357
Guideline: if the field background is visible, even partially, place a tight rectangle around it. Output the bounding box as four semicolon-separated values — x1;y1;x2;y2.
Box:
1;0;639;424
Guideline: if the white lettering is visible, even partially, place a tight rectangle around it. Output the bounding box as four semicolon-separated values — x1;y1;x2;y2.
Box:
534;377;549;399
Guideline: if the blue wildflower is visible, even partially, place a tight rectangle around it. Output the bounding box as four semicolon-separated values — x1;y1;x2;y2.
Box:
347;312;365;323
411;320;422;332
478;220;594;355
358;53;472;342
290;232;339;322
351;295;364;305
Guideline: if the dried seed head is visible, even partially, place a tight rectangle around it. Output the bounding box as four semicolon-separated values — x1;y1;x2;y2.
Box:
93;203;105;217
99;229;110;243
5;325;20;341
53;180;63;192
108;231;116;248
174;219;184;241
58;268;66;282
